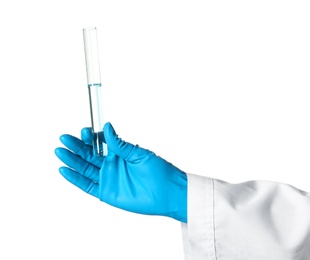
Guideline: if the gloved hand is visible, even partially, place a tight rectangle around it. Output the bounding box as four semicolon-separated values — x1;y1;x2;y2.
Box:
54;122;187;223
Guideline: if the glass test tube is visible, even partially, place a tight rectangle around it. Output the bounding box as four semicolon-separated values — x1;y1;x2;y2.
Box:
83;27;108;156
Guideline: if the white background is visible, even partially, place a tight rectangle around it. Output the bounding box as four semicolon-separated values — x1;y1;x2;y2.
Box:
1;1;310;259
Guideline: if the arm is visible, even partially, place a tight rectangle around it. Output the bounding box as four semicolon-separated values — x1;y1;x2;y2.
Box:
55;123;310;259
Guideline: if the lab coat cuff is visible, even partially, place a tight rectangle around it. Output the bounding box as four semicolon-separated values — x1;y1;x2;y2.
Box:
182;173;217;260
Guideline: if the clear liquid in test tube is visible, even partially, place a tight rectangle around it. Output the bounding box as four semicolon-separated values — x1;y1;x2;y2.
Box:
83;27;108;156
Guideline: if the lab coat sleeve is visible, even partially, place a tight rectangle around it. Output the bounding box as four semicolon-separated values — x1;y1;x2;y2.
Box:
181;173;310;260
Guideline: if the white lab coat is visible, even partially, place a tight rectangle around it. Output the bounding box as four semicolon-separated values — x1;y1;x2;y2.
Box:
182;173;310;260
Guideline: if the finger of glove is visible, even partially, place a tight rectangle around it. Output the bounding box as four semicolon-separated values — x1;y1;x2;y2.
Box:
81;127;93;145
59;166;99;198
60;134;103;168
81;127;107;145
55;147;100;183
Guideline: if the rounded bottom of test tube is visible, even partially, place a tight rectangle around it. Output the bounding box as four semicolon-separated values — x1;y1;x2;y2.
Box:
93;131;108;156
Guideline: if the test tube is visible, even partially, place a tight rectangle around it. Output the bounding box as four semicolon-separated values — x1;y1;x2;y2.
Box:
83;27;108;156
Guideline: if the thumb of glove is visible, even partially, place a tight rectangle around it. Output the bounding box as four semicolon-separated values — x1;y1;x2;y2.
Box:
103;122;136;160
104;122;152;162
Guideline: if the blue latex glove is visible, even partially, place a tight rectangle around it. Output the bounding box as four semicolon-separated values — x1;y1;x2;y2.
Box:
55;122;187;223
